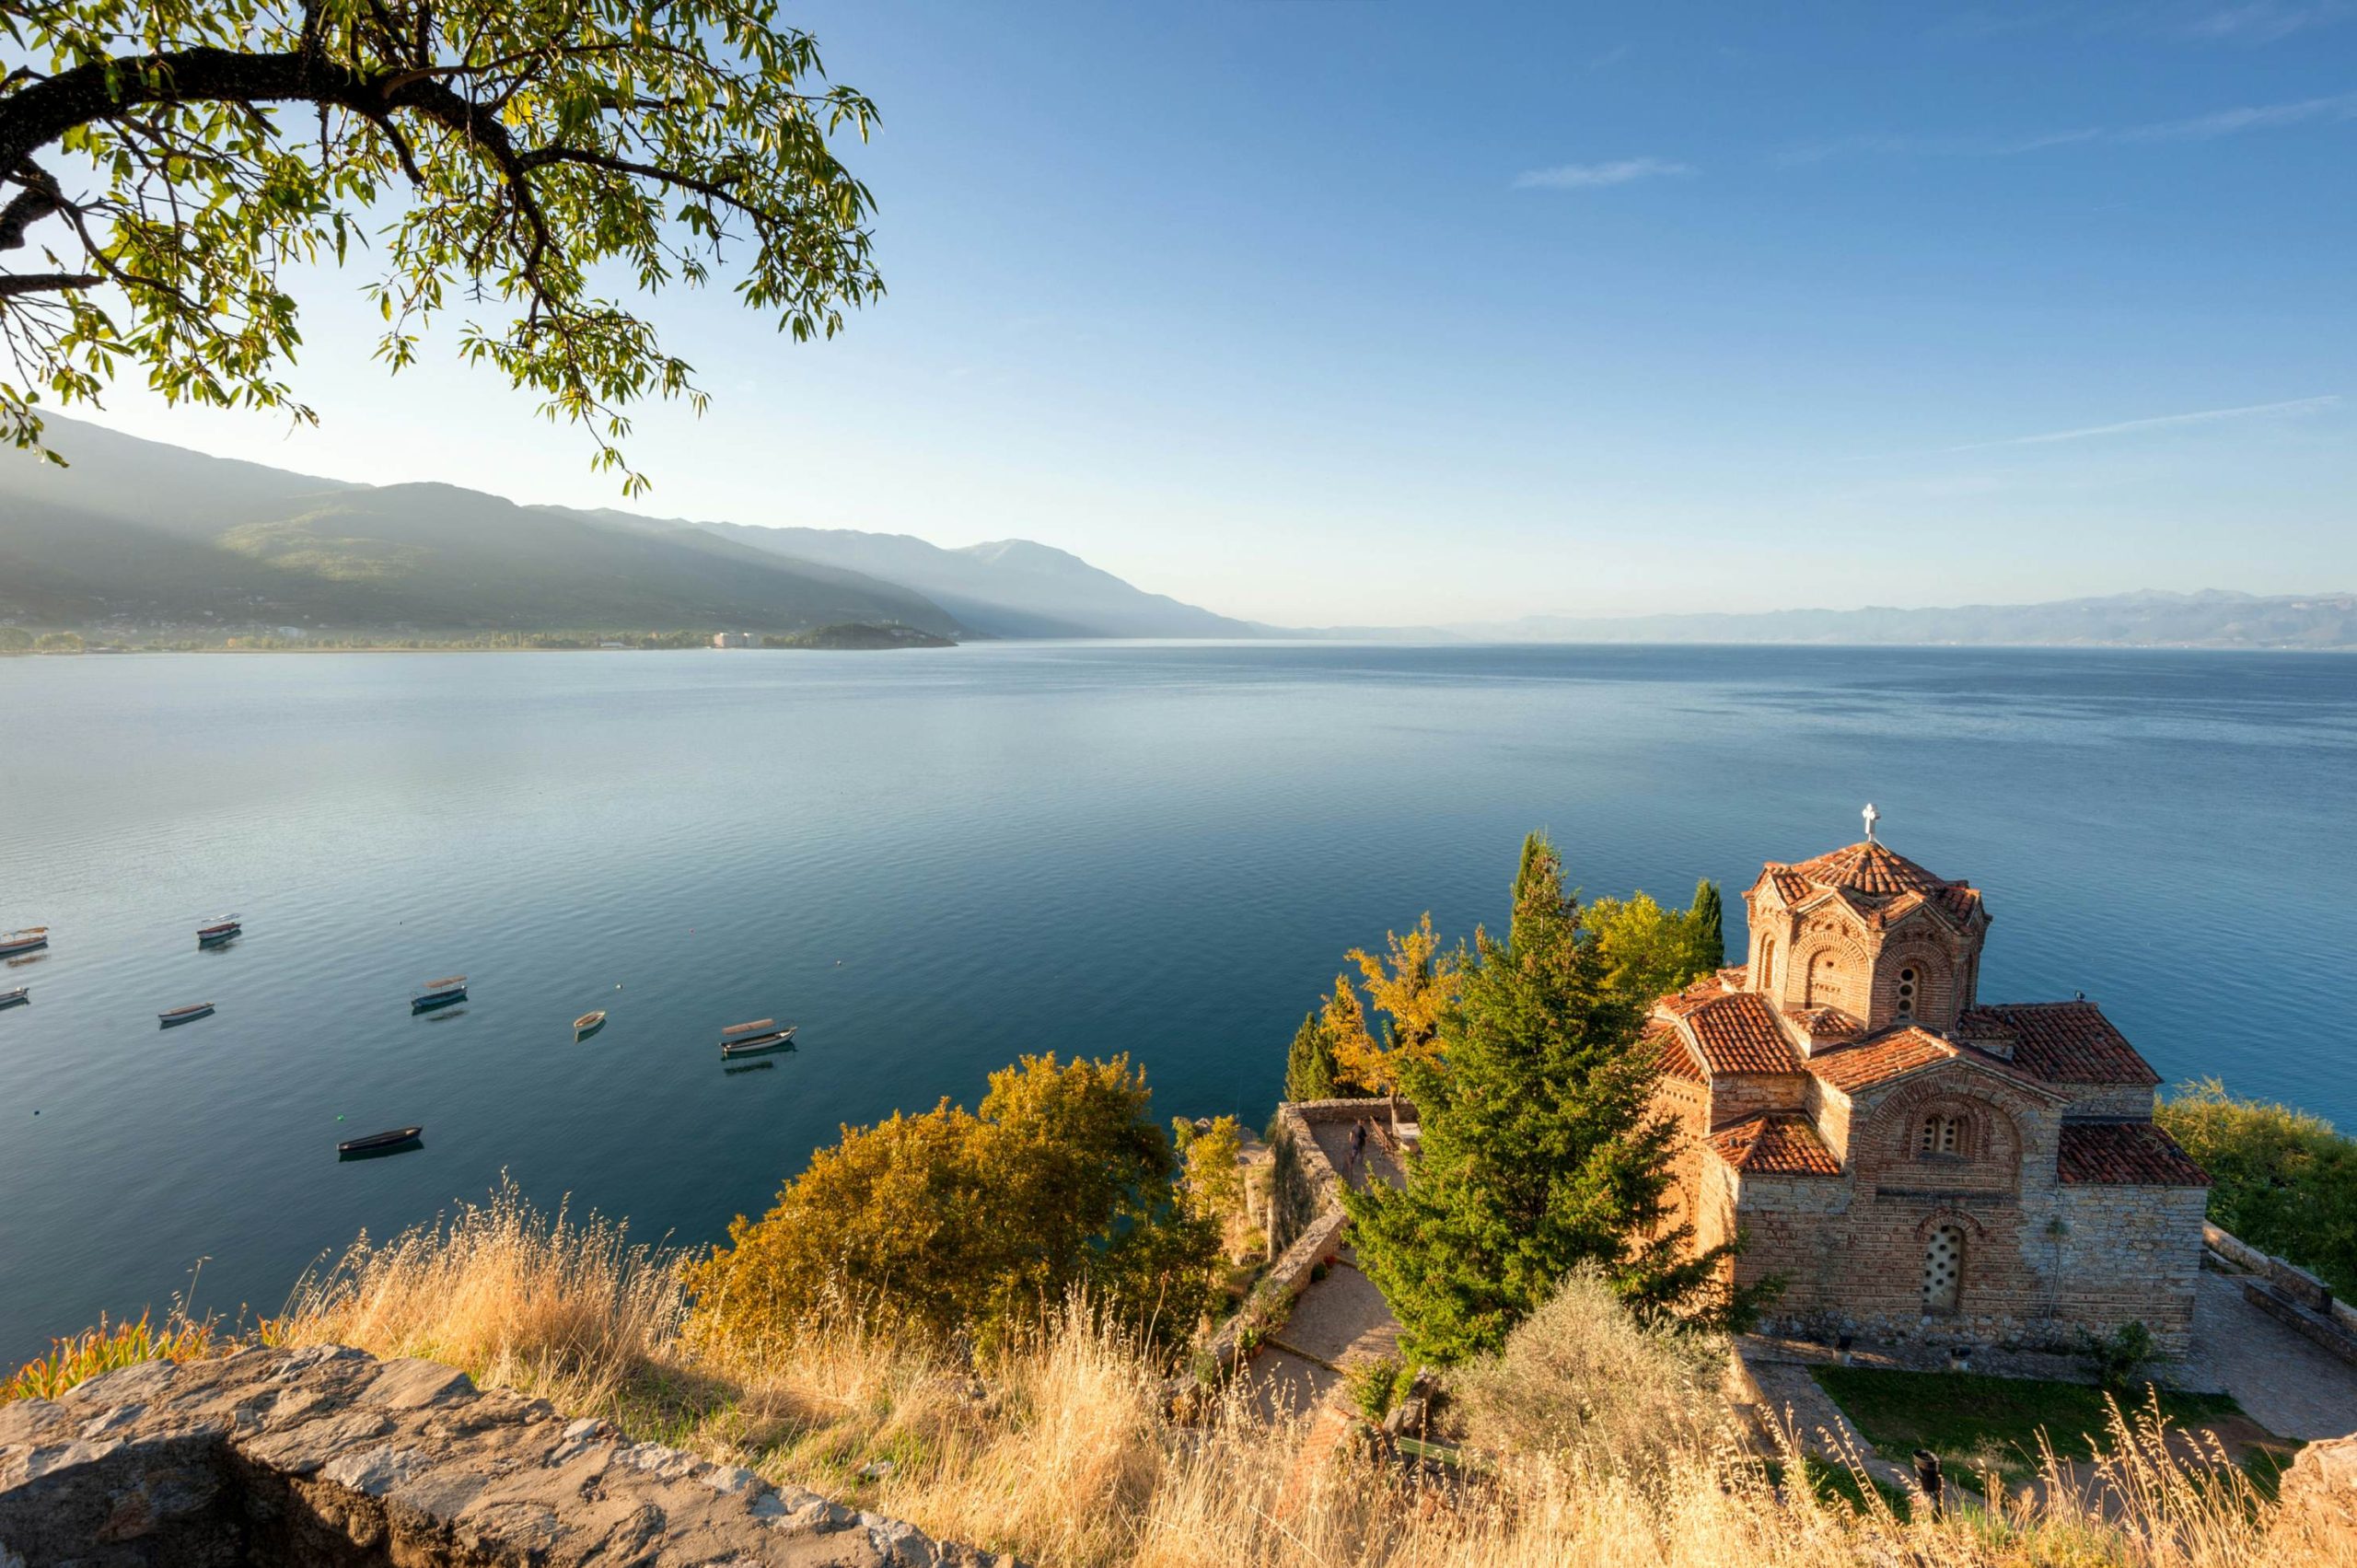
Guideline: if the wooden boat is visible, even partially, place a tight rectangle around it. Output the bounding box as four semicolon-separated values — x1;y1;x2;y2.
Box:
196;915;242;944
158;1002;215;1027
0;987;26;1008
718;1017;777;1042
720;1024;797;1058
338;1125;424;1157
574;1009;608;1038
412;976;468;1010
0;928;49;957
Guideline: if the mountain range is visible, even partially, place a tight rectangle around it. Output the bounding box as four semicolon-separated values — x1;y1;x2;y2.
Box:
0;418;1248;640
2;418;2351;648
1439;591;2357;650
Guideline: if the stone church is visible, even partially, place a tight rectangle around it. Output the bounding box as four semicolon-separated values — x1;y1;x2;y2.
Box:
1648;812;2211;1351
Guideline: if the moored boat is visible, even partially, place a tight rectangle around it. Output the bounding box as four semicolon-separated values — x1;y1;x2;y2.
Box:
0;987;26;1008
338;1125;424;1157
158;1002;215;1027
718;1017;777;1043
720;1024;797;1057
0;928;49;957
196;915;242;944
412;976;468;1010
574;1009;608;1038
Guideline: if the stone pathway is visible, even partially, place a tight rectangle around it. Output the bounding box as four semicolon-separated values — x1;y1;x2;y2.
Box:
1246;1113;1406;1423
2179;1270;2357;1441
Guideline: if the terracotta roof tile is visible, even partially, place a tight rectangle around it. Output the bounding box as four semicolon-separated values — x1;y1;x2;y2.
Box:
1759;842;1985;932
1681;992;1805;1074
1648;1021;1704;1082
1708;1113;1842;1177
2057;1121;2210;1187
1804;1025;2056;1097
1788;841;1955;897
1785;1004;1864;1044
1958;1002;2160;1086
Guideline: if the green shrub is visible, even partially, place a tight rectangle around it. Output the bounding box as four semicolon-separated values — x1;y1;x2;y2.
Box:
2157;1078;2357;1297
1344;1353;1413;1424
2075;1320;2154;1391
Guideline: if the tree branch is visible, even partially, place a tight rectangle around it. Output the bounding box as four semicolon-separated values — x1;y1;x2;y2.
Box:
0;270;99;298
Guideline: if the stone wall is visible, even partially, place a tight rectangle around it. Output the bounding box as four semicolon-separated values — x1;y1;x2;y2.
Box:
0;1345;995;1568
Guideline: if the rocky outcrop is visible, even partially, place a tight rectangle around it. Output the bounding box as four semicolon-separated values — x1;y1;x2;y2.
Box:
0;1345;999;1567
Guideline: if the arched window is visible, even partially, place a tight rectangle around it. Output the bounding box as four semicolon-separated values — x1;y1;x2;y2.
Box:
1806;951;1841;1005
1920;1113;1963;1156
1923;1224;1965;1312
1896;966;1918;1021
1759;937;1776;991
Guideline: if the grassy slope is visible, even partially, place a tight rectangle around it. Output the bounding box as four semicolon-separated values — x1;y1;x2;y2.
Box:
1811;1366;2244;1478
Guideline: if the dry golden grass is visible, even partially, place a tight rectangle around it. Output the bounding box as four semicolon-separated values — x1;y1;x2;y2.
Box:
0;1309;215;1402
58;1184;2345;1568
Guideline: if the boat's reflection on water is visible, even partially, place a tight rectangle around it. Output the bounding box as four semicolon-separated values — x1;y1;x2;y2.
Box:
422;1007;469;1024
723;1059;777;1076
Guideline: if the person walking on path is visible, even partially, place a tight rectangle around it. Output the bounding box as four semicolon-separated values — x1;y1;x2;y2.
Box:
1349;1120;1369;1179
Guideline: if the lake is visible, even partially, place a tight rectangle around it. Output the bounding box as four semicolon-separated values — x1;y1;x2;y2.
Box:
2;642;2351;1361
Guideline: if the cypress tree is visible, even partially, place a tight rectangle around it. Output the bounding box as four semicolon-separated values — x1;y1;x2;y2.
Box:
1343;832;1759;1361
1283;1008;1340;1101
1687;877;1726;973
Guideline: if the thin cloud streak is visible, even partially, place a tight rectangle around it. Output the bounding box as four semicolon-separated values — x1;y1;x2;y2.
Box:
1513;156;1691;190
1944;395;2340;452
1782;87;2357;163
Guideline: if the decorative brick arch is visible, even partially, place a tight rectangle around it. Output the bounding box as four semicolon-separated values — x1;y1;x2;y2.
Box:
1910;1205;1993;1242
1875;935;1959;1028
1872;1081;2025;1179
1796;935;1872;1009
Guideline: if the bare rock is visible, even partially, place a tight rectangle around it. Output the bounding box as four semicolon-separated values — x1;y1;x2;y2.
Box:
0;1345;1005;1567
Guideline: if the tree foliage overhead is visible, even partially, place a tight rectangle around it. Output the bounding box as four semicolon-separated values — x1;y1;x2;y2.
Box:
684;1054;1215;1359
0;0;882;488
1344;833;1761;1362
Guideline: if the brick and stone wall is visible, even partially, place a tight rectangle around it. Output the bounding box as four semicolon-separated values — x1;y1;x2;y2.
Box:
0;1346;995;1567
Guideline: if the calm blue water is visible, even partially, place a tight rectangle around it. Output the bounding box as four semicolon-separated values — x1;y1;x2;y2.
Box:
2;644;2352;1360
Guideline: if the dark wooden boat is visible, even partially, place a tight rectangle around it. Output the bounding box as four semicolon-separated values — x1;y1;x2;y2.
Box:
158;1002;215;1027
0;986;26;1008
412;976;468;1010
718;1017;777;1042
196;915;242;944
720;1024;797;1058
338;1125;424;1156
0;927;49;957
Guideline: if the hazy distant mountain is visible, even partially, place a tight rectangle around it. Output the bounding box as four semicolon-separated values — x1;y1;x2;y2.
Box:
1446;591;2357;651
694;521;1260;640
0;420;1260;640
0;420;957;635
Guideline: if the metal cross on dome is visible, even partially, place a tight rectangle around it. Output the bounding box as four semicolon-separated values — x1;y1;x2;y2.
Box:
1863;803;1880;843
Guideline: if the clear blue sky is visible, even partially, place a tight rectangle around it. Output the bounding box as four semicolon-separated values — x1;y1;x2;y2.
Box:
72;2;2357;625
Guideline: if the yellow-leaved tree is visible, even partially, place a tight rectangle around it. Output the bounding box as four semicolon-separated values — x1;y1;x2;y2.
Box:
683;1054;1216;1363
1328;912;1462;1102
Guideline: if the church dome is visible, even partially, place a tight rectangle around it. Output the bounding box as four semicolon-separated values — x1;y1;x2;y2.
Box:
1786;840;1956;898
